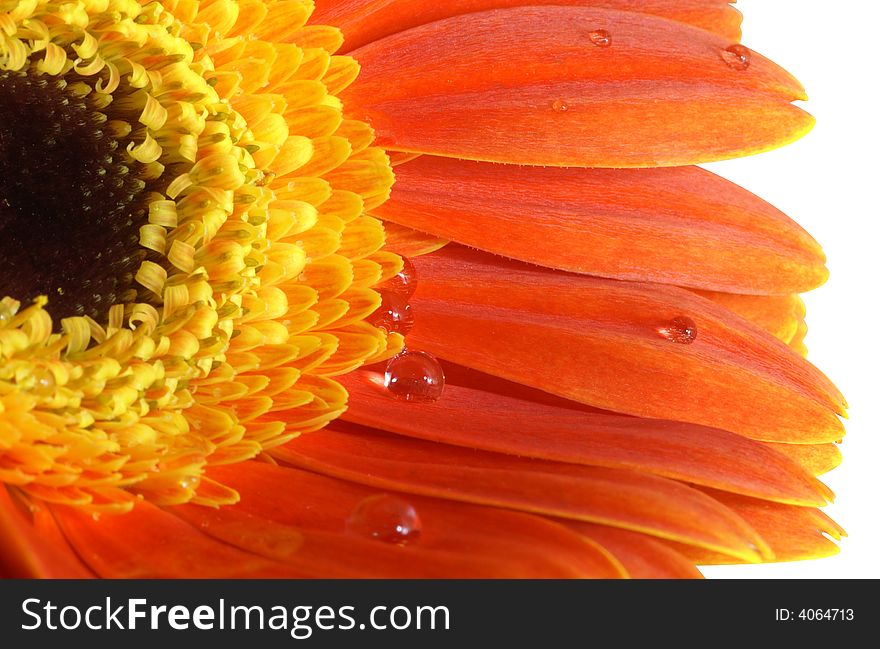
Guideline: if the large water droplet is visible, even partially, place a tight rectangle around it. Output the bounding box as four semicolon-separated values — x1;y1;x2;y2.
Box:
721;44;751;70
658;316;698;344
367;290;414;335
382;256;418;298
384;350;445;402
588;29;612;47
346;494;422;544
552;99;569;113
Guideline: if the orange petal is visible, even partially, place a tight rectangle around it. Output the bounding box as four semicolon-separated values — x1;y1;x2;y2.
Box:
342;7;811;167
406;247;845;443
694;291;806;342
380;220;447;257
340;369;832;506
788;320;809;357
313;0;742;52
764;442;843;477
0;487;94;578
674;491;844;564
203;462;626;577
570;522;704;579
51;499;310;578
372;157;826;294
274;427;771;561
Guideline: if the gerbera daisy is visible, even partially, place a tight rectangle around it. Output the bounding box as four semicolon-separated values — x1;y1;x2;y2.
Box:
0;0;846;578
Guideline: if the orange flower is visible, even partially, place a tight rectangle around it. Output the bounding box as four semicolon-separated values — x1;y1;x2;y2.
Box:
0;0;844;578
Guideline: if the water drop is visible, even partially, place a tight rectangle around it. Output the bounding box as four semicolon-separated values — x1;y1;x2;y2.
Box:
552;99;569;113
384;350;445;402
0;304;13;324
178;475;201;491
382;256;418;298
588;29;612;47
368;290;414;335
658;316;698;344
346;494;422;545
32;368;56;395
721;44;751;70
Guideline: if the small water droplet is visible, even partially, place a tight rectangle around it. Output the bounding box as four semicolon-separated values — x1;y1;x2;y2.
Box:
31;368;56;395
346;494;422;544
179;475;201;491
384;350;445;402
588;29;612;47
367;290;414;335
0;304;13;324
658;316;698;344
721;44;751;70
552;99;569;113
382;256;418;298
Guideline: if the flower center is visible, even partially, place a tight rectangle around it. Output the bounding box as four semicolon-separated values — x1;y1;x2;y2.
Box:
0;0;397;515
0;66;156;322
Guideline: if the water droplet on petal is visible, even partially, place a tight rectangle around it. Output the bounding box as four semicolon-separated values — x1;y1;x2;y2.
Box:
32;368;56;395
384;350;445;402
721;44;751;70
367;290;414;335
347;494;422;544
552;99;569;113
178;475;201;491
658;316;698;344
382;256;418;298
0;304;13;324
588;29;612;47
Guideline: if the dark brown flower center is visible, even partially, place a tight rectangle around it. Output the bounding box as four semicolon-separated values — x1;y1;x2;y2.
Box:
0;68;153;322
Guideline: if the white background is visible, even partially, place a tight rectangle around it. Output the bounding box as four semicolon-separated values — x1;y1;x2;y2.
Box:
700;1;879;578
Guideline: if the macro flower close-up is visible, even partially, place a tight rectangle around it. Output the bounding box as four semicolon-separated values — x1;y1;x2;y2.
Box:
0;0;859;579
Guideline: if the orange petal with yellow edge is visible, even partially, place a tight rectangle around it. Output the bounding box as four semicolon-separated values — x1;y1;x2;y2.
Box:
694;291;806;342
274;427;771;562
51;499;309;578
50;466;628;578
373;158;826;294
342;7;812;167
339;369;832;506
570;522;704;579
381;220;448;257
202;462;626;577
313;0;742;52
672;490;845;564
405;246;845;442
764;442;843;477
